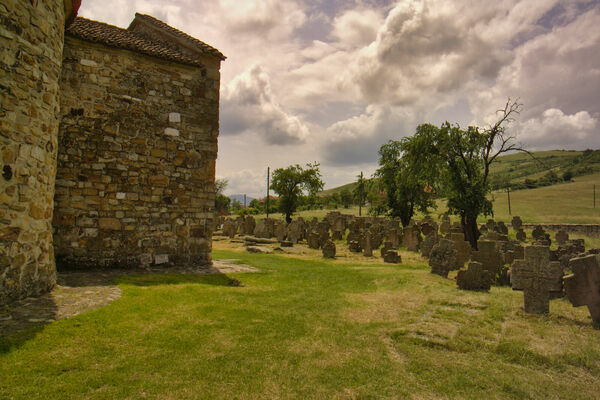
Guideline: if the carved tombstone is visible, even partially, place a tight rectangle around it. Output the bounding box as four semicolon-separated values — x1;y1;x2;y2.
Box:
383;250;401;264
322;239;336;258
532;225;546;241
429;239;458;278
386;228;401;248
348;240;362;253
563;255;600;325
223;219;237;238
332;217;346;241
421;232;439;258
275;222;287;242
516;228;526;242
363;234;373;257
449;233;472;269
496;221;509;235
457;261;491;291
511;245;563;314
511;216;523;231
287;220;304;244
403;226;421;252
381;241;394;259
555;230;569;246
439;218;451;235
307;231;321;249
472;240;505;283
243;216;256;235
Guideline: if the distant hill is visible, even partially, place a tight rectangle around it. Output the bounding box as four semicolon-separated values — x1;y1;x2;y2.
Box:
320;149;600;195
228;194;255;206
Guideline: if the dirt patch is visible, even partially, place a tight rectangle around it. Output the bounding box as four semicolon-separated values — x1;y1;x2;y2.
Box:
0;260;257;337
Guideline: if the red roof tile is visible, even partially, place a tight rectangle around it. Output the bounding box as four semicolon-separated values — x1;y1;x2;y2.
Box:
66;15;225;67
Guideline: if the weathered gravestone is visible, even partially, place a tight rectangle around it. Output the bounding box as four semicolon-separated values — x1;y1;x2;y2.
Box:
403;226;421;252
287;220;304;244
348;240;362;253
563;255;600;325
383;250;401;264
363;234;373;257
495;221;509;235
439;218;451;235
307;231;321;249
532;226;546;241
322;239;336;258
242;216;256;235
449;233;472;269
274;222;287;242
386;228;401;248
429;239;458;278
223;219;236;238
516;228;526;242
472;240;504;284
332;217;346;240
457;261;491;291
511;245;563;314
511;216;523;231
555;230;569;246
486;219;497;232
421;232;439;258
380;241;394;259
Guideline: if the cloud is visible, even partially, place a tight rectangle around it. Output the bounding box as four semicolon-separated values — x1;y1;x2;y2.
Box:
517;109;599;149
350;0;562;105
221;65;310;145
218;168;267;197
331;8;383;48
321;105;417;166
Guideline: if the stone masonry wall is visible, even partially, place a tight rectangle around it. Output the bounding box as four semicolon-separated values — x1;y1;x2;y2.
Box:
0;0;66;304
54;37;220;269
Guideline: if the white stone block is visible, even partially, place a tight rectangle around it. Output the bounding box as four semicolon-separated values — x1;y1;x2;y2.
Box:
164;128;179;136
155;254;169;264
80;59;98;67
116;192;126;200
169;112;181;123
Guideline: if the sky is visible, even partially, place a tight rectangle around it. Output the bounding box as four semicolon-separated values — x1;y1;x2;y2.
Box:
78;0;600;198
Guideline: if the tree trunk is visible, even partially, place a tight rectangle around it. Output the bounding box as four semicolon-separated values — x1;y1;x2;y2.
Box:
285;212;292;224
462;214;480;250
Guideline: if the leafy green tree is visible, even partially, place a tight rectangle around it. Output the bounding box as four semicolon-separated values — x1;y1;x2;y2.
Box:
215;178;231;215
375;140;436;227
340;188;353;209
353;172;367;216
271;162;324;223
401;99;527;248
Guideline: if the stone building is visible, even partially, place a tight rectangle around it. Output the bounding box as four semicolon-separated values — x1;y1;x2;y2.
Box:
0;2;224;305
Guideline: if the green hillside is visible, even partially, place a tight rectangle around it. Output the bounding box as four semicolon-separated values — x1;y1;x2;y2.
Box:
321;149;600;196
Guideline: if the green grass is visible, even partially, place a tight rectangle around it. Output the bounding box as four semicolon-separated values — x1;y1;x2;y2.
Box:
1;250;600;399
489;172;600;224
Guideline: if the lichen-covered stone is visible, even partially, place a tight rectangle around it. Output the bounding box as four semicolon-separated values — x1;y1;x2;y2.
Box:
0;0;67;304
53;33;221;269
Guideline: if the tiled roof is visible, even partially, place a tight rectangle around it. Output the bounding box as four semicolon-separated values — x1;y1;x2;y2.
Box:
132;13;226;61
66;16;225;67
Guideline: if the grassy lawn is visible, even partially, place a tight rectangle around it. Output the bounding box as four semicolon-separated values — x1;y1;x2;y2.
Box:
1;247;599;399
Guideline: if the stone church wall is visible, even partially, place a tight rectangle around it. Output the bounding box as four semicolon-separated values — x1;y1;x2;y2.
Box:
53;37;220;269
0;0;67;304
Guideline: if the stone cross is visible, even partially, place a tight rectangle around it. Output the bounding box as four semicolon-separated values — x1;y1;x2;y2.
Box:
322;239;336;258
429;239;457;278
449;233;471;269
563;255;600;325
511;216;522;230
457;261;491;291
511;245;563;314
472;240;504;283
403;226;421;252
555;230;569;245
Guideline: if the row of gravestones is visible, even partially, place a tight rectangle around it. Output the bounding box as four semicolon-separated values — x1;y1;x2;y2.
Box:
419;216;600;325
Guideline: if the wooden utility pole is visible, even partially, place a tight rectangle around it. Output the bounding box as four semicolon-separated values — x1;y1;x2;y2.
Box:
266;167;270;219
358;171;363;217
594;184;596;209
243;194;246;209
507;186;512;216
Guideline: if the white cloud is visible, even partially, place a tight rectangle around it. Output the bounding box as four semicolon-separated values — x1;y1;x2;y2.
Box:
518;109;599;149
221;65;310;145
